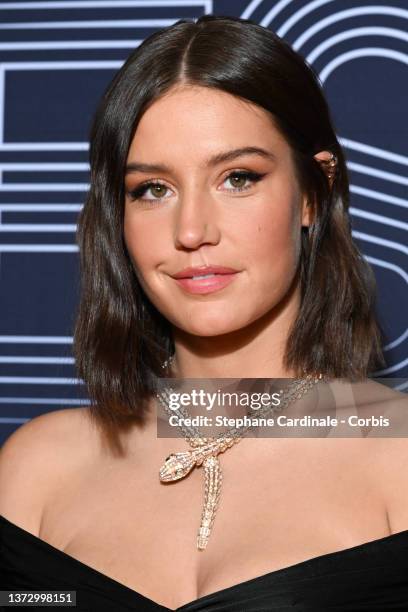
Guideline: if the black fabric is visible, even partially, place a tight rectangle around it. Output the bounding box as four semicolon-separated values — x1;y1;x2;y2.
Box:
1;514;408;611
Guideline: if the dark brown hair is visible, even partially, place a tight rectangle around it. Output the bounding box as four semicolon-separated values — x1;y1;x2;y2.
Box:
73;14;386;434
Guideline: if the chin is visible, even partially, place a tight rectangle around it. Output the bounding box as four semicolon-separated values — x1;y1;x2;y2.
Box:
176;314;251;337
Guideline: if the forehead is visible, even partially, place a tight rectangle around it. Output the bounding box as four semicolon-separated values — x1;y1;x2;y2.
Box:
127;85;289;162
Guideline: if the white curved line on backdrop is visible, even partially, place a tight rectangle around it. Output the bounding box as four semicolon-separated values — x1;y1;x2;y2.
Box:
319;47;408;84
340;137;408;167
347;159;408;186
349;207;408;231
373;357;408;375
307;26;408;64
291;6;408;51
261;0;334;31
353;230;408;257
350;185;408;210
384;328;408;351
240;0;266;19
394;380;408;391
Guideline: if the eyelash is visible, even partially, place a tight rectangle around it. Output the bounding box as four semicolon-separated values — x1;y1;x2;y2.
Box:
126;170;265;203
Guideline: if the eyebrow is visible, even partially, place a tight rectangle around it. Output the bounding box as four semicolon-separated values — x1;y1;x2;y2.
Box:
125;146;276;174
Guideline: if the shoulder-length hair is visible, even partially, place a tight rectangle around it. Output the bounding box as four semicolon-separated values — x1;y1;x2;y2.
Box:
73;14;385;434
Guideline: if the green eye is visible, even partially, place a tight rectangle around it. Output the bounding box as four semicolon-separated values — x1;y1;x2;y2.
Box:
229;174;248;188
222;170;265;193
127;181;171;202
149;184;167;198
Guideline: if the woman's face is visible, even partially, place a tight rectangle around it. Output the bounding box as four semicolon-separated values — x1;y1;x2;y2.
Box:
124;84;311;337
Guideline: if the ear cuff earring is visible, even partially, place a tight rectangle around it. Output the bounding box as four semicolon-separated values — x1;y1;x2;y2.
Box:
319;152;338;183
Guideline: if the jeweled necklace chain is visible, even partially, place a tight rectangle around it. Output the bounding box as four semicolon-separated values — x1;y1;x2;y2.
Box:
157;355;325;550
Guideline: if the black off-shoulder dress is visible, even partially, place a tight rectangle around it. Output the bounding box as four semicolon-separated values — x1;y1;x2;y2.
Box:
1;514;408;611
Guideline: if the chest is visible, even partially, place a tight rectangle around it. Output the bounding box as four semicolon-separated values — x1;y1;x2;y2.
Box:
39;438;389;610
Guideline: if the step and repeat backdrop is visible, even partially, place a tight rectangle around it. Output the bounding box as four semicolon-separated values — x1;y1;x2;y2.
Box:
0;0;407;443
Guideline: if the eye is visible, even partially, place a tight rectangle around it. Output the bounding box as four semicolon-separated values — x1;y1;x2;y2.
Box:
220;170;265;193
127;181;172;202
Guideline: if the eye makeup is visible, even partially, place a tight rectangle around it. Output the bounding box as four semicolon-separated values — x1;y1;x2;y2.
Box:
126;170;267;203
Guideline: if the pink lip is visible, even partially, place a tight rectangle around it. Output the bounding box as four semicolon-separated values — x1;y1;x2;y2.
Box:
173;272;239;295
172;265;239;279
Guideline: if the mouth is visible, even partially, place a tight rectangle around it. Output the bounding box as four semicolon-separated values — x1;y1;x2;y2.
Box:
172;272;240;295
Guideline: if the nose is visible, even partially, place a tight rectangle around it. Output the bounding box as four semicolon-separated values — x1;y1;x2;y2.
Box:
173;188;221;250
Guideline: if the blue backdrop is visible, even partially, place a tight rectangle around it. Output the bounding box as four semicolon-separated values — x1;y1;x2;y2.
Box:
0;0;407;444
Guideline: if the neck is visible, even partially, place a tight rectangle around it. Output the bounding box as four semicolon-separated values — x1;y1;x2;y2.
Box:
167;286;300;380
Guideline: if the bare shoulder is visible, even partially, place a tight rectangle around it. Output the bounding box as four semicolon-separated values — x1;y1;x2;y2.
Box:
349;378;408;533
0;407;95;535
349;377;407;411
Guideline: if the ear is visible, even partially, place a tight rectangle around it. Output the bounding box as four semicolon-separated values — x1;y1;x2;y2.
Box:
313;150;333;164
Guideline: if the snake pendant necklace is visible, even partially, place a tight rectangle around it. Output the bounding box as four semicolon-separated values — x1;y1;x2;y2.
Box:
157;357;324;550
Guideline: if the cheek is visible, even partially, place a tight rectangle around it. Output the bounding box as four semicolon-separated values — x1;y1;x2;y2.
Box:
237;201;300;312
123;209;165;281
245;200;300;294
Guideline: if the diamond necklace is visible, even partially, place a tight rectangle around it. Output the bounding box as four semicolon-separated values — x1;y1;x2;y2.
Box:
157;355;325;550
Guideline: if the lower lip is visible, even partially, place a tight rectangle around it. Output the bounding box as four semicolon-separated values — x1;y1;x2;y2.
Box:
173;273;239;294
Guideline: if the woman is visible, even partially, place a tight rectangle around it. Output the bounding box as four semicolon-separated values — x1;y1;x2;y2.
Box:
1;14;408;612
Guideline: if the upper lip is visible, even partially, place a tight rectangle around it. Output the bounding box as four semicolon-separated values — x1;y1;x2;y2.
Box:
172;265;239;279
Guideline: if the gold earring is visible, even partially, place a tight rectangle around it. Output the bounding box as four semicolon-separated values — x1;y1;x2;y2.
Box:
314;151;338;185
325;152;338;182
